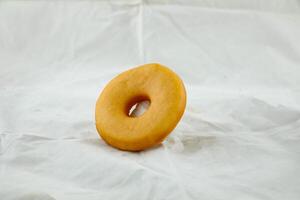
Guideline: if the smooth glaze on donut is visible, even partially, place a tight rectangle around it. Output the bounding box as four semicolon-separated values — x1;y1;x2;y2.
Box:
95;63;186;151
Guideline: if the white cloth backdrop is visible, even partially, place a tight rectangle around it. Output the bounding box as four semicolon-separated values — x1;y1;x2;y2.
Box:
1;1;300;199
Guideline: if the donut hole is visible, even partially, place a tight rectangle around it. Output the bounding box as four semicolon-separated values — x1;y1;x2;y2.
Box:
128;99;150;117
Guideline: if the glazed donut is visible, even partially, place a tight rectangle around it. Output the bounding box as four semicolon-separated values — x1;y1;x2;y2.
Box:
95;63;186;151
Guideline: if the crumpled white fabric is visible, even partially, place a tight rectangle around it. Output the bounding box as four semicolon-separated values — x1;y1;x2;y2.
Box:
1;1;300;200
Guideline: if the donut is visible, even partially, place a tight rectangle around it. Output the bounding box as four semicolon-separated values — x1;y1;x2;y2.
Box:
95;63;186;151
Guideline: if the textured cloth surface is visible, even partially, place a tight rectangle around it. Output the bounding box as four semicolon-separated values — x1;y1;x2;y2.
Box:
1;1;300;200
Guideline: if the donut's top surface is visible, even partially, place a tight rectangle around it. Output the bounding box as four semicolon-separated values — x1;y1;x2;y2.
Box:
95;63;186;151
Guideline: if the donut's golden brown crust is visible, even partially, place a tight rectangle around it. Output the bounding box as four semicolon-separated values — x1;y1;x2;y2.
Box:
95;63;186;151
